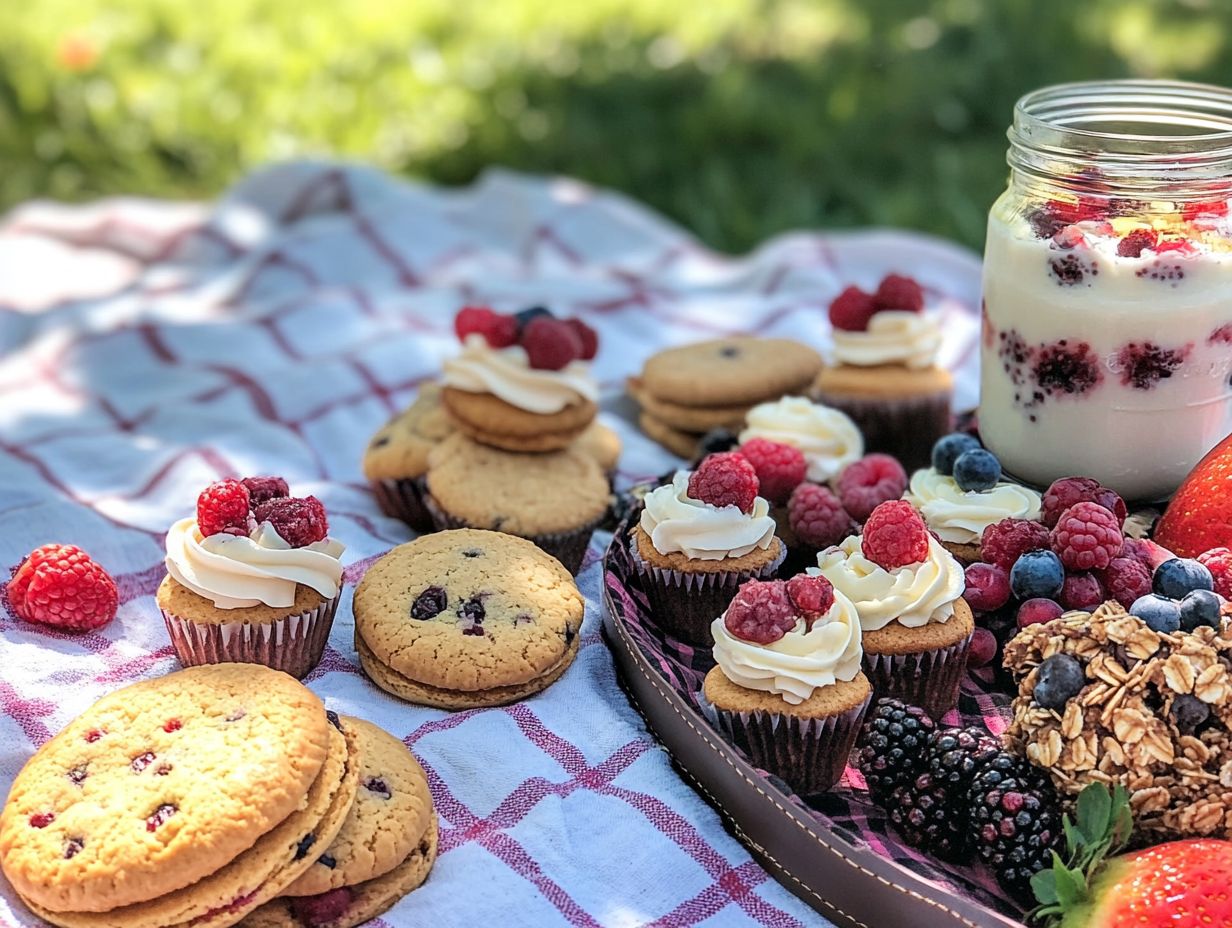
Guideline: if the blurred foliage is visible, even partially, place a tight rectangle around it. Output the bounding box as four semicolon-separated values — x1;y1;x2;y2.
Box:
2;0;1230;251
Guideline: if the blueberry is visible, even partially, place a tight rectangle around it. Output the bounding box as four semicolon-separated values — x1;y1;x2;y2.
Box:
1130;593;1182;633
695;428;739;460
458;596;486;623
1170;694;1210;734
514;306;553;331
1010;550;1065;600
1153;558;1214;599
294;833;317;860
931;433;982;476
952;449;1001;492
1179;589;1222;632
1033;653;1085;710
411;586;448;620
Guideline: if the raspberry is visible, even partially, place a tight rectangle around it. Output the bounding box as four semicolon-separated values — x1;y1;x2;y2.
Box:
1060;571;1107;611
980;519;1051;571
564;318;598;360
1116;341;1191;391
785;574;835;627
787;483;852;549
1050;502;1123;571
455;306;518;348
836;454;908;522
1041;477;1126;528
1182;198;1229;222
1119;536;1155;570
197;479;253;537
874;274;924;312
7;544;87;620
521;316;582;370
254;497;329;547
1197;547;1232;599
1116;229;1158;258
1017;598;1063;629
688;453;759;513
241;476;289;507
21;556;118;632
739;439;807;506
963;562;1011;612
724;580;797;644
828;286;877;332
861;501;929;570
1098;555;1152;608
290;888;355;927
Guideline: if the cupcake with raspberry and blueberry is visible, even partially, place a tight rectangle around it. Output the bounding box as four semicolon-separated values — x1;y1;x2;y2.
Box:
813;500;972;718
813;274;954;471
634;452;785;646
156;476;346;678
701;574;871;795
905;434;1043;564
442;305;600;453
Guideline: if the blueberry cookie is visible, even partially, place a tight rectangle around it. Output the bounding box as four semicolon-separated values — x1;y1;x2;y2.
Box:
353;529;584;709
638;337;822;408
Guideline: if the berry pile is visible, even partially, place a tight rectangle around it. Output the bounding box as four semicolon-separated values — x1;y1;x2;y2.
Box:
196;476;328;548
5;544;118;632
784;453;907;550
722;574;837;644
454;305;598;371
828;273;925;332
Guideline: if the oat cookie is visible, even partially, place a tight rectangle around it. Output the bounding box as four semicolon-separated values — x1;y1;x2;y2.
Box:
639;338;822;408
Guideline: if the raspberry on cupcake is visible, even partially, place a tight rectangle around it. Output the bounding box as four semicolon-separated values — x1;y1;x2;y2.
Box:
813;500;973;718
702;573;871;795
738;395;863;486
633;452;785;646
156;476;345;678
441;305;600;452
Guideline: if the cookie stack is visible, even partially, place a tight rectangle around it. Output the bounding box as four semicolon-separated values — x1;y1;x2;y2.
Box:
628;337;824;458
354;529;585;709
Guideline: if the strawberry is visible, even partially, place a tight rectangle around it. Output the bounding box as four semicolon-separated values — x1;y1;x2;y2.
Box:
1154;432;1232;557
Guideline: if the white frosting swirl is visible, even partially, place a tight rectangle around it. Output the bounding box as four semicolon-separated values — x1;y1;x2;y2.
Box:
831;310;943;369
738;396;864;483
639;471;776;560
812;535;964;631
903;468;1043;545
711;590;863;705
165;518;345;610
443;334;598;414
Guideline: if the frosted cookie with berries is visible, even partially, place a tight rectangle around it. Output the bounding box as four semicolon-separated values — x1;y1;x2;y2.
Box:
905;435;1043;564
363;382;455;533
441;306;600;452
813;500;973;718
813;274;953;471
156;477;346;678
633;453;785;646
701;574;871;795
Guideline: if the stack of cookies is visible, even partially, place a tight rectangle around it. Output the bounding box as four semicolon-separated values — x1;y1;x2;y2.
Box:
354;529;585;709
0;665;437;928
628;337;823;458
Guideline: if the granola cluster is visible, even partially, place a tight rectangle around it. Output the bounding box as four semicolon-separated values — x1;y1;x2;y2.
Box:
1004;601;1232;839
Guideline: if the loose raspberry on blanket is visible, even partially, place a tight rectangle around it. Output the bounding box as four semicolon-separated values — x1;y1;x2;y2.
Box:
788;483;852;549
739;438;806;506
688;453;760;513
1050;501;1123;571
7;544;87;620
785;574;835;627
980;518;1050;570
254;496;328;547
861;500;929;570
455;305;518;348
197;479;253;537
1197;547;1232;599
521;316;582;370
837;453;908;522
22;556;118;632
241;476;289;506
724;580;797;644
828;285;878;332
874;273;924;311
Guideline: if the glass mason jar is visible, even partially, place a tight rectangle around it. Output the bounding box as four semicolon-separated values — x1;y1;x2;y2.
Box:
980;80;1232;502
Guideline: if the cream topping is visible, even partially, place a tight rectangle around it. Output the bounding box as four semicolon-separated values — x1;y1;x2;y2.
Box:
903;468;1043;545
812;535;964;631
443;333;598;414
831;310;943;369
738;396;864;482
639;471;776;560
165;517;345;610
711;590;863;705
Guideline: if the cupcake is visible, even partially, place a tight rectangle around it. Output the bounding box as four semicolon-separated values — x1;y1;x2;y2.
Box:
905;436;1043;564
813;500;972;719
575;419;624;479
633;452;785;646
701;574;871;795
423;433;610;574
738;395;864;486
813;274;953;471
363;382;455;533
441;306;600;452
157;477;345;678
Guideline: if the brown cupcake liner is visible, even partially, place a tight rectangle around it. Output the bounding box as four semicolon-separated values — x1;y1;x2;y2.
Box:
161;592;340;680
862;632;973;721
812;388;951;473
423;493;599;575
630;540;787;647
371;476;435;534
699;689;871;795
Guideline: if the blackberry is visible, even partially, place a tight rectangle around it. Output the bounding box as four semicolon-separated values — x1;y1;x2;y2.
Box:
853;699;936;804
887;772;970;861
900;727;1000;859
967;752;1062;903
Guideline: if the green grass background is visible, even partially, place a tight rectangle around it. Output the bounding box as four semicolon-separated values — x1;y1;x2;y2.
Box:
3;0;1230;252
